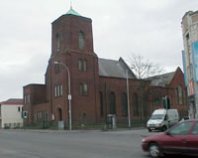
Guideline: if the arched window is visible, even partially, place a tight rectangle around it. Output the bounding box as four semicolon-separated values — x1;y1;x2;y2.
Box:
121;93;128;116
133;93;139;116
109;92;116;114
78;31;85;49
78;59;87;72
100;92;104;116
176;85;183;105
56;33;60;52
80;83;88;96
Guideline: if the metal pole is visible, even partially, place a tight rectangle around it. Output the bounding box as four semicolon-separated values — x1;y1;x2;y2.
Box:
126;70;131;128
66;66;72;130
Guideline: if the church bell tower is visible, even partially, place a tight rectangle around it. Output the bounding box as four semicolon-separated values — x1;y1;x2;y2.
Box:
47;7;99;125
51;7;94;56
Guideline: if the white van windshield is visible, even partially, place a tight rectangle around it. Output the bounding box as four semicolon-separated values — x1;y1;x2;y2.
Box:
151;114;164;120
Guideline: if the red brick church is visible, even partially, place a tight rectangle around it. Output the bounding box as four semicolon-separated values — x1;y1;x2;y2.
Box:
23;7;188;129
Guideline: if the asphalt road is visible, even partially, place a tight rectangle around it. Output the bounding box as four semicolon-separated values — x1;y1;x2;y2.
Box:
0;128;181;158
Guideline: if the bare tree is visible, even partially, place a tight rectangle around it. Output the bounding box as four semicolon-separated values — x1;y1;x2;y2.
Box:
129;53;164;79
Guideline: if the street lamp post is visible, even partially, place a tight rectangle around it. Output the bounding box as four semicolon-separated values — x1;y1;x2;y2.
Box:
54;61;72;130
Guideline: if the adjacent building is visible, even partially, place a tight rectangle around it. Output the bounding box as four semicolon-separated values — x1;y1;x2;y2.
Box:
147;67;188;117
23;7;188;129
181;10;198;118
0;98;23;128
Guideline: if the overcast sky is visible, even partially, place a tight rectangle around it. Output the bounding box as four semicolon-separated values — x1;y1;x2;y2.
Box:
0;0;198;101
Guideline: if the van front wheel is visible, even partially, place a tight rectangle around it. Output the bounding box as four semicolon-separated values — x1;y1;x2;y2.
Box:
148;128;152;132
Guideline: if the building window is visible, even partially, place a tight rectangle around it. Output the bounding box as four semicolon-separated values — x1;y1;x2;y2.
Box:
176;85;183;105
18;107;21;112
78;59;87;72
133;93;139;116
121;93;128;116
24;94;30;104
56;33;60;52
99;92;104;116
109;92;116;114
55;86;57;97
78;31;85;49
80;83;88;96
55;84;63;97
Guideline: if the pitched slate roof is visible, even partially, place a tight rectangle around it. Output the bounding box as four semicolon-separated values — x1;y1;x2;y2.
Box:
147;71;175;87
98;57;136;79
0;98;23;105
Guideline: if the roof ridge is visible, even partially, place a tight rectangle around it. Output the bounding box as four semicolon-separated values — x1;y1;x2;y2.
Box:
147;71;175;79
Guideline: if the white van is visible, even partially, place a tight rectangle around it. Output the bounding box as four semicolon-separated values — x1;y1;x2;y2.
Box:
146;109;179;132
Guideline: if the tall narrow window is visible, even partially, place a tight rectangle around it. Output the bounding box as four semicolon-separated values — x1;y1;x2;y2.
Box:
55;86;58;97
24;94;31;104
78;31;85;49
121;93;128;116
78;59;83;70
56;33;60;52
109;92;116;114
54;84;63;97
80;83;88;96
78;59;87;72
100;92;104;116
133;93;139;116
60;85;63;96
83;60;87;71
176;85;183;105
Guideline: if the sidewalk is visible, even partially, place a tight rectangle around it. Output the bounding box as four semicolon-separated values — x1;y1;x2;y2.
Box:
0;127;147;134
